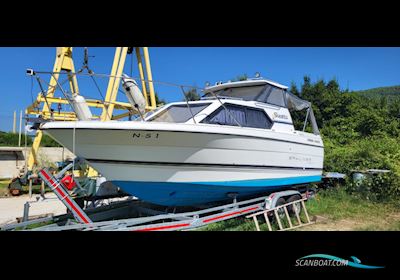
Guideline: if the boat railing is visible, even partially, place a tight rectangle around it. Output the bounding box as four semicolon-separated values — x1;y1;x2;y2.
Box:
200;96;244;101
28;70;245;127
29;71;318;134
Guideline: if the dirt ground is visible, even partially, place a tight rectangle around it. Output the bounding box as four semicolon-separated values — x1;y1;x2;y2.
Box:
297;213;400;231
0;193;67;225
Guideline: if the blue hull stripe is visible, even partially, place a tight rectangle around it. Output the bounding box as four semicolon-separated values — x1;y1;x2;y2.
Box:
191;175;322;187
113;175;321;206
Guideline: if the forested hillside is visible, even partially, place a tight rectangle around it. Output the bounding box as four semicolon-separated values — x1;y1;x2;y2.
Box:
354;85;400;98
290;76;400;201
0;131;60;147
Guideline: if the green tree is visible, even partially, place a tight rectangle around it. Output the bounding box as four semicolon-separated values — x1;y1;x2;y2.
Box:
183;88;201;101
290;77;400;201
355;110;385;137
154;92;166;106
231;74;248;82
380;95;388;109
300;75;312;97
0;132;33;147
326;78;340;92
41;134;61;147
289;82;299;96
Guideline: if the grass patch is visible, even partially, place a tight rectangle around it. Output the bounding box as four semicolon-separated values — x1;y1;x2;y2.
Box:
198;217;257;231
0;180;10;187
0;180;47;197
0;180;10;196
355;222;400;231
23;220;54;230
199;188;400;231
21;184;46;195
306;187;398;221
11;220;54;231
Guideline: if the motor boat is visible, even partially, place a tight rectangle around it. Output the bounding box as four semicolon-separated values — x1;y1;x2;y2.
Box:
39;78;324;206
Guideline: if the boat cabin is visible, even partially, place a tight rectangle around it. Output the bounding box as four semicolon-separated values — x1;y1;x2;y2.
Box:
144;79;320;135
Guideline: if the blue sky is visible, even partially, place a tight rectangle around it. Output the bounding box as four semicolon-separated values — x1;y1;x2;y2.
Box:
1;47;400;132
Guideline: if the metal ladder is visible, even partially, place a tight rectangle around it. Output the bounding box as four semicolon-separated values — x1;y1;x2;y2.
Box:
246;197;314;231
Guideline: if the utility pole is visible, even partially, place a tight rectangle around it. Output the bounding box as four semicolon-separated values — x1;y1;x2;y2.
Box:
13;111;16;133
18;110;23;147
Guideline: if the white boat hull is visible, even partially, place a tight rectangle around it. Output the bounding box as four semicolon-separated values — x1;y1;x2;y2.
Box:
41;121;324;206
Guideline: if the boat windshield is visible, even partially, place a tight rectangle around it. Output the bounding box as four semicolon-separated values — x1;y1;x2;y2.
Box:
148;103;210;123
203;84;288;107
204;85;265;101
203;83;309;109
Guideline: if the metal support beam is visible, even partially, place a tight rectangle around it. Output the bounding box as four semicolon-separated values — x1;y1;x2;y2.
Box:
100;47;129;121
135;48;149;106
111;111;137;120
142;47;156;109
24;47;156;181
27;47;78;171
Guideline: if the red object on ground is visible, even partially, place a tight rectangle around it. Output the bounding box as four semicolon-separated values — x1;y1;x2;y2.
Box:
61;175;76;190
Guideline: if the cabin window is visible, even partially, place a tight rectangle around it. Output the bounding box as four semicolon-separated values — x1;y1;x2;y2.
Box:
202;104;272;129
149;103;210;123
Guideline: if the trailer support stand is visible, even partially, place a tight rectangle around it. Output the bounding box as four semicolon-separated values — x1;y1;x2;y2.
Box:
38;168;92;224
22;202;30;222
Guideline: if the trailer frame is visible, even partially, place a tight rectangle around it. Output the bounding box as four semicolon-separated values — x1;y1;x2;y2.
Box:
1;164;316;231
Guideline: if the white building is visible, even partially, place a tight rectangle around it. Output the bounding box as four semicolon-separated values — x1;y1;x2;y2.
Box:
0;147;75;180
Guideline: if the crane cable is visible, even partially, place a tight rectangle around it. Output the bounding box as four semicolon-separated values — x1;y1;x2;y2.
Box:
76;47;112;120
34;71;205;91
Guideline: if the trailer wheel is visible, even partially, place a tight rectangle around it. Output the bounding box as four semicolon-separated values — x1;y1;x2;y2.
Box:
287;195;302;216
8;178;23;196
275;197;286;219
76;198;85;209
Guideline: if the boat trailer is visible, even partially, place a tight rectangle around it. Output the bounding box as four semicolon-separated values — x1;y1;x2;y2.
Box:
0;165;316;231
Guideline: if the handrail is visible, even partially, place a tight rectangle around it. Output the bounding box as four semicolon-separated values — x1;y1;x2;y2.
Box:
29;71;261;129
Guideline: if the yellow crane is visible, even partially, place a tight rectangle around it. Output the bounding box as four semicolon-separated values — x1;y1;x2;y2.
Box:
9;47;157;195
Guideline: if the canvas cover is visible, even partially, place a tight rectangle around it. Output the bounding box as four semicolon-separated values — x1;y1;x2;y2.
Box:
203;83;320;135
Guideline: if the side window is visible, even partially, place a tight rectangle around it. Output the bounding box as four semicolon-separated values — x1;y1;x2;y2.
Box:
204;105;246;126
202;104;272;129
246;108;272;129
